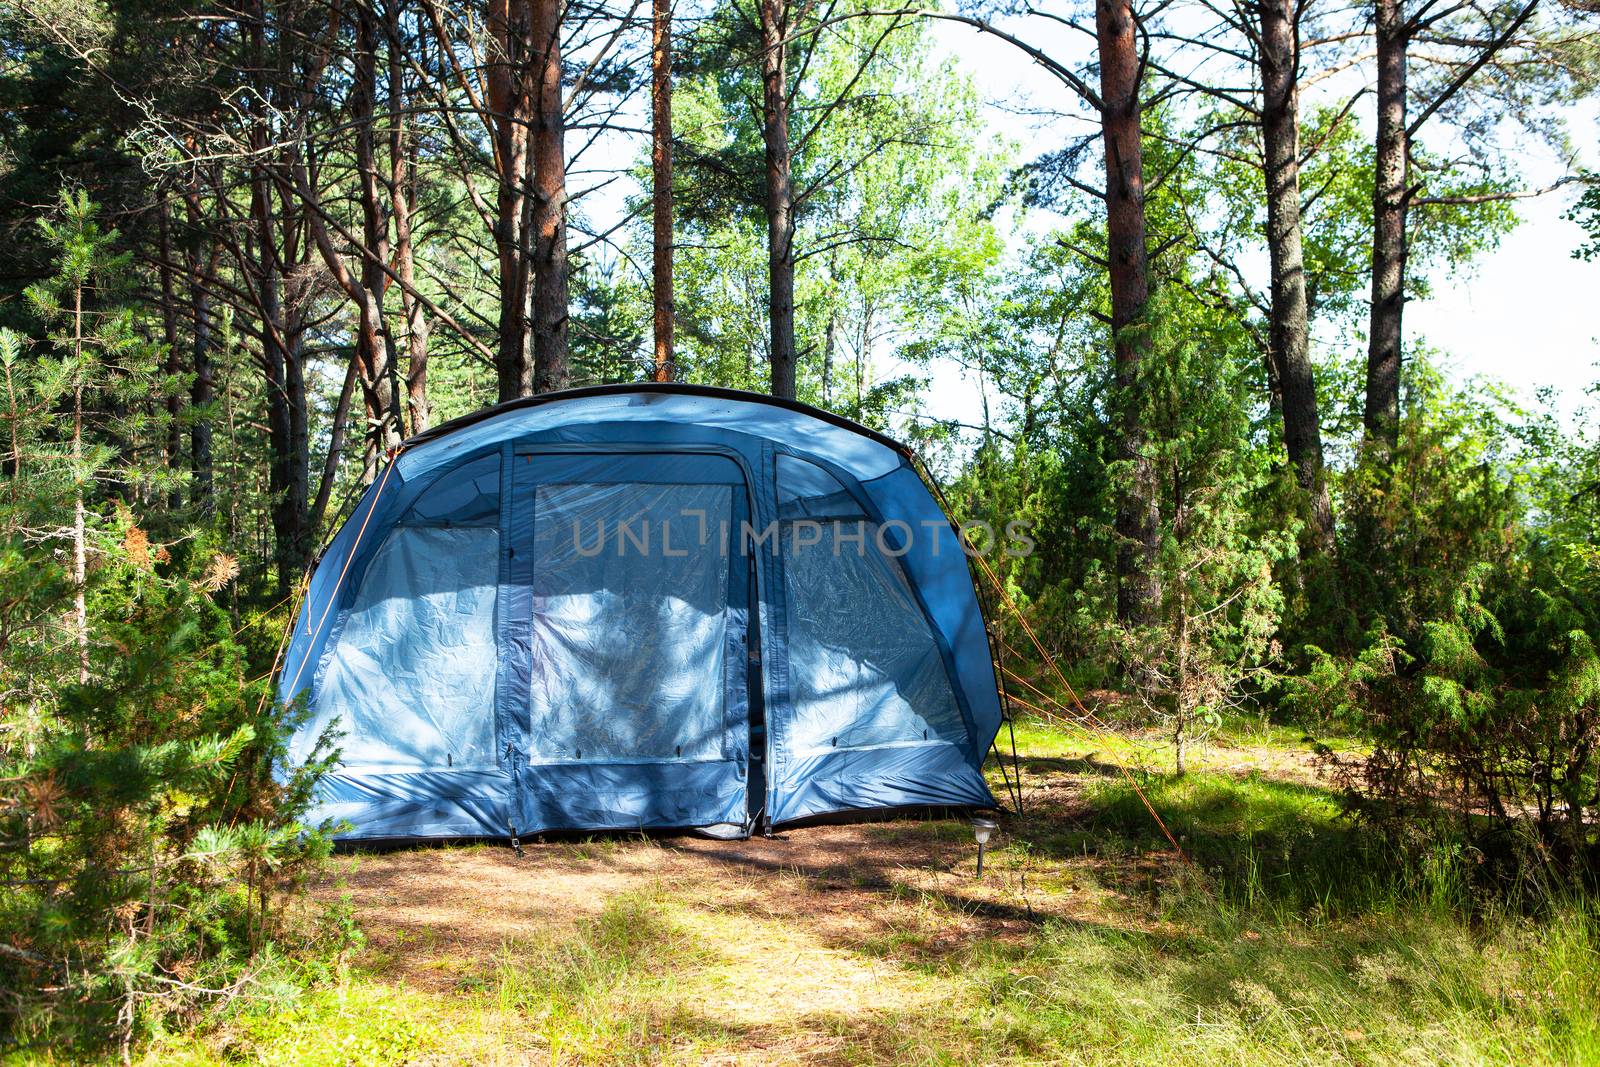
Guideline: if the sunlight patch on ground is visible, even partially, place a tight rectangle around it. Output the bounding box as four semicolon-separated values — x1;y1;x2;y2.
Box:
143;719;1600;1066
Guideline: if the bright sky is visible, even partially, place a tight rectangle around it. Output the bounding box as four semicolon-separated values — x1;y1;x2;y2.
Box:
906;22;1600;434
1409;188;1600;422
579;14;1598;434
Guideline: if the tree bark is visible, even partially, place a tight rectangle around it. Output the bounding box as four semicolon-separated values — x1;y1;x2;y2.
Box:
1365;0;1407;460
760;0;797;399
156;202;184;511
183;189;216;515
822;309;837;406
651;0;675;383
244;0;313;593
310;352;359;538
249;153;306;594
353;6;405;453
71;282;88;684
285;314;310;567
1363;0;1539;456
1096;0;1160;626
530;0;570;392
489;0;536;399
389;2;431;433
1259;0;1335;552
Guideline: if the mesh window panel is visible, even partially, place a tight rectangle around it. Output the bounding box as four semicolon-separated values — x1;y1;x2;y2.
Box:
404;452;501;526
780;519;966;752
312;526;500;769
528;483;733;761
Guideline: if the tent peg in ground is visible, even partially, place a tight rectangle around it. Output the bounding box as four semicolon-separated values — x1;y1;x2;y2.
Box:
971;816;998;876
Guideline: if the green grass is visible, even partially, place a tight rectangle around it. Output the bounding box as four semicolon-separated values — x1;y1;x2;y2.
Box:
474;889;731;1060
139;884;1600;1067
939;900;1600;1065
52;714;1597;1066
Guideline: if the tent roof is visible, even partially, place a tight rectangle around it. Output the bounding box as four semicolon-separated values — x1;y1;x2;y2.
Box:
396;383;914;483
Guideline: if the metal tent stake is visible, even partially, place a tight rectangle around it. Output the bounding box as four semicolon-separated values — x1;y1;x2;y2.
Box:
972;817;998;877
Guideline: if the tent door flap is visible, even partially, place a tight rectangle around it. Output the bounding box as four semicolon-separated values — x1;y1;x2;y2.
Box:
507;451;754;832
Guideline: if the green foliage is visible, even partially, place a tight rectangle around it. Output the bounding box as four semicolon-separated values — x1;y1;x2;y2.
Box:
145;720;1600;1066
1319;370;1600;884
0;0;1592;1056
668;7;1009;411
943;155;1296;769
938;96;1599;885
1113;292;1296;772
1570;167;1600;262
0;195;339;1054
1279;626;1408;730
2;192;178;528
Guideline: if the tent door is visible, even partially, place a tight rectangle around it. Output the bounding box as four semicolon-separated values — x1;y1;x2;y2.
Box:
507;450;754;832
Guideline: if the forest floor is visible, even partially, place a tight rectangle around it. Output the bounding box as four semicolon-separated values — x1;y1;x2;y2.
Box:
157;719;1598;1066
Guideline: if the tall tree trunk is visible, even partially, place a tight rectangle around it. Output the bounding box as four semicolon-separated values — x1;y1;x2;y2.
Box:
184;190;216;515
853;329;865;415
489;0;535;399
760;0;797;399
310;352;359;537
256;252;311;588
1365;0;1407;460
70;283;88;685
285;322;310;571
530;0;569;392
822;310;837;406
651;0;674;383
389;2;431;434
354;6;404;452
249;172;302;595
246;0;310;593
157;202;184;511
298;169;402;486
1362;0;1538;457
1260;0;1335;553
1096;0;1160;626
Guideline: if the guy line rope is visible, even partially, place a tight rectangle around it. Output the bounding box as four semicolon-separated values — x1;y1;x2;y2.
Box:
909;450;1192;867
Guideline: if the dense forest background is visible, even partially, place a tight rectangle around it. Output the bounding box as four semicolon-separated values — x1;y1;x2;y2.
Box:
2;0;1600;1053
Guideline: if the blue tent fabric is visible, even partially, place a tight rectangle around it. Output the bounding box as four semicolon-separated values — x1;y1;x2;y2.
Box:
281;384;1001;840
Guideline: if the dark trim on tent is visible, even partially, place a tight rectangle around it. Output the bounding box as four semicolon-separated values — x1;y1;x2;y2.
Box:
402;381;914;458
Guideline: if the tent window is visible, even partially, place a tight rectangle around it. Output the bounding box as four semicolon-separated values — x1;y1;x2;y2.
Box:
313;526;500;770
780;520;966;753
404;452;500;526
527;482;733;762
777;454;865;520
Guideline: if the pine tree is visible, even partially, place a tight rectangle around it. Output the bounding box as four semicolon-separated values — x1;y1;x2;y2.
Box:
7;191;173;681
0;192;340;1053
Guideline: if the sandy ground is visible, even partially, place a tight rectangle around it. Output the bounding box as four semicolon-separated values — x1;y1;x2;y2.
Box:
320;817;1045;993
304;735;1324;1062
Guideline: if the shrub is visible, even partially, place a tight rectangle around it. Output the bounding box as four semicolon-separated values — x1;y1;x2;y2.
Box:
0;193;341;1057
1323;376;1600;893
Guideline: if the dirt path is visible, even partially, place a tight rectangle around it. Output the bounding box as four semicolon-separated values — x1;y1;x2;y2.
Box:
306;734;1330;1063
311;821;1022;1062
323;819;1038;990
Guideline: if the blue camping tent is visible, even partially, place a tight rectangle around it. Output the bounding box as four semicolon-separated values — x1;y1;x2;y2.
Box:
280;384;1002;840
